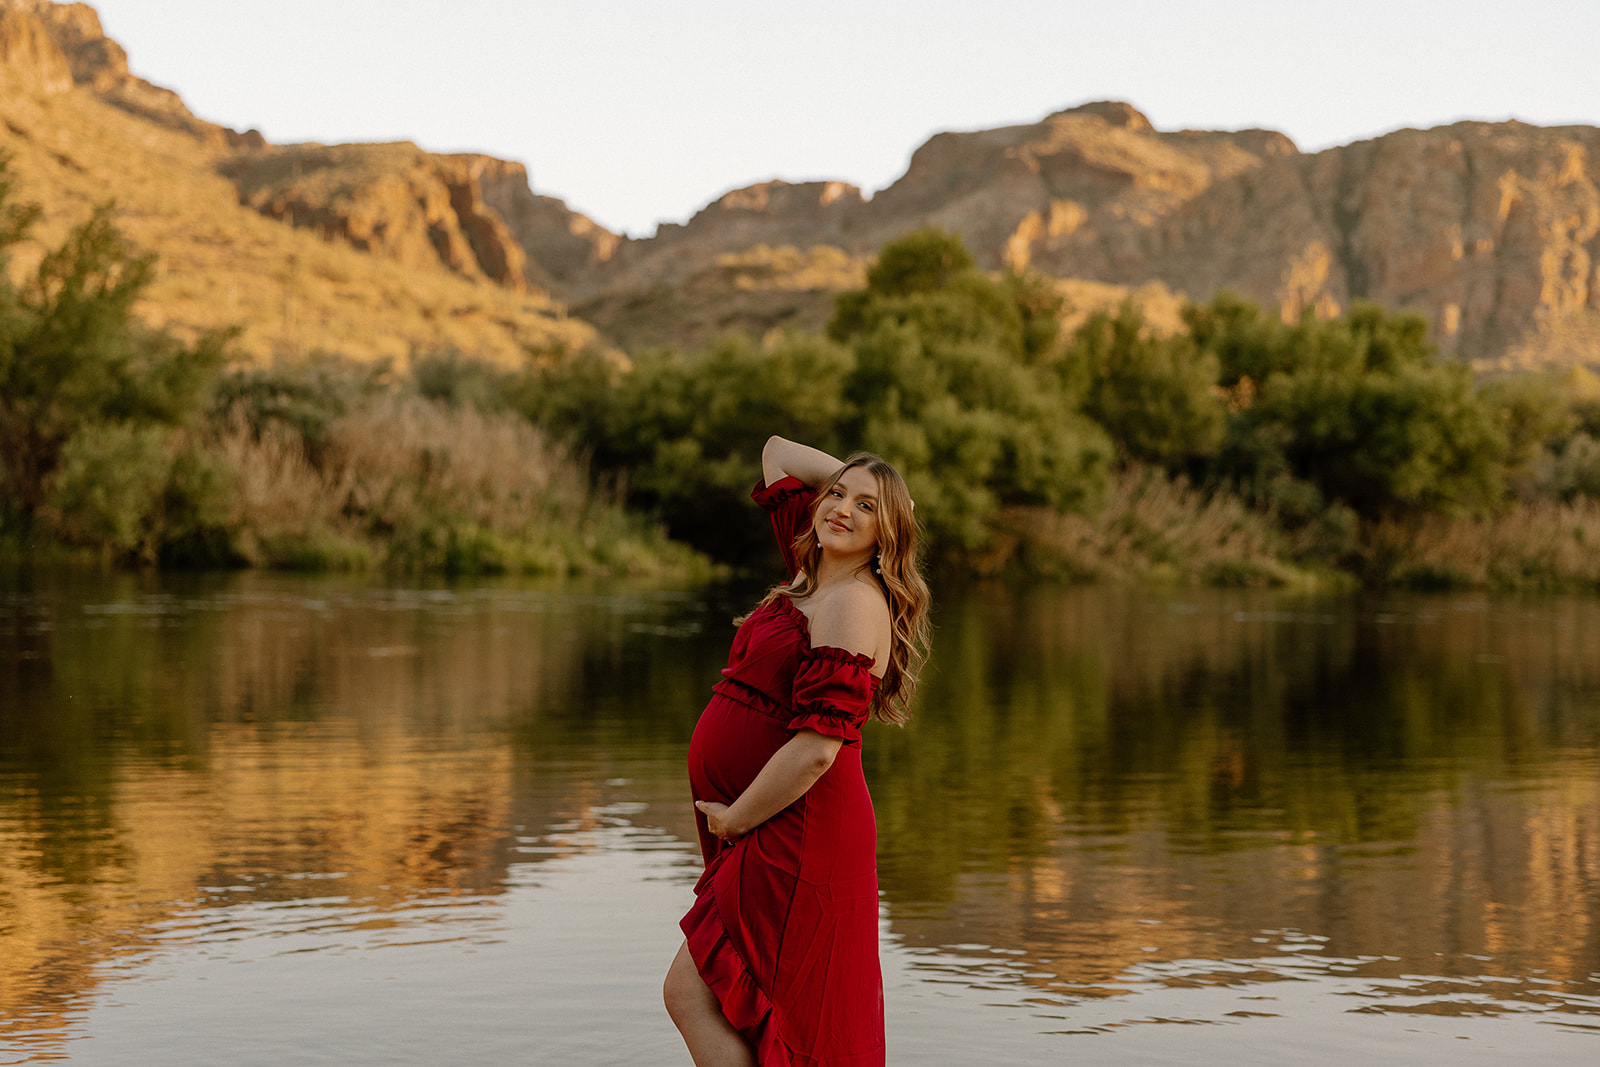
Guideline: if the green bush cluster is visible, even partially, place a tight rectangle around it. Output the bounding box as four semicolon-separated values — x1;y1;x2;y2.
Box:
0;163;230;563
521;230;1114;563
517;229;1600;585
1190;297;1509;524
0;163;700;577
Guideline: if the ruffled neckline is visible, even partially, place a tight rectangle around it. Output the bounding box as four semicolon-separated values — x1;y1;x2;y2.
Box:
770;595;880;681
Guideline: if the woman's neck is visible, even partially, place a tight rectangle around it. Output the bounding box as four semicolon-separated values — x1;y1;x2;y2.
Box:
812;548;872;590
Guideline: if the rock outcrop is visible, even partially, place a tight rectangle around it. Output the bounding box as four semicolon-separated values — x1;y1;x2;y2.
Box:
1;0;263;146
218;147;626;296
220;144;536;291
571;243;868;352
472;158;619;286
1107;120;1600;364
586;180;866;296
0;4;73;93
543;102;1600;365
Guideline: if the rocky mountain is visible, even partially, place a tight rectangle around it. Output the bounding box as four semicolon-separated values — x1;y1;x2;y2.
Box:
554;101;1600;366
3;1;1596;368
218;144;536;292
1;0;263;145
0;0;600;365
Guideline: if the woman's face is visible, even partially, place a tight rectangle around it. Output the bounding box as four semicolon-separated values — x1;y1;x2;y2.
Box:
815;466;881;559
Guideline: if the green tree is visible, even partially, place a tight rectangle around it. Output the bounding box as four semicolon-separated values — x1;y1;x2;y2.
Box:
1193;297;1508;520
412;347;510;412
0;163;229;556
211;351;391;468
521;231;1111;564
1064;303;1225;470
521;331;856;562
829;229;1112;551
1477;370;1579;499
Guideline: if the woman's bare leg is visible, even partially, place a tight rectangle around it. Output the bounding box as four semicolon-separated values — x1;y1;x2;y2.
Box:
664;940;756;1067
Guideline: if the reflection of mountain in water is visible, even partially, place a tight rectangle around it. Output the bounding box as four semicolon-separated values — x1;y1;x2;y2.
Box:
0;572;718;1057
868;588;1600;1008
1;576;1597;1055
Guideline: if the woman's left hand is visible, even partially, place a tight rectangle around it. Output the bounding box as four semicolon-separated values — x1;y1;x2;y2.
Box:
695;800;744;845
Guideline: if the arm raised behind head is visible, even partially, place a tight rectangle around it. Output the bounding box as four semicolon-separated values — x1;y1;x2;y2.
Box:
763;435;843;489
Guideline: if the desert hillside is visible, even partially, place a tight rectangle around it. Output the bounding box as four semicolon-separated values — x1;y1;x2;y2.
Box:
2;1;1597;369
0;0;600;366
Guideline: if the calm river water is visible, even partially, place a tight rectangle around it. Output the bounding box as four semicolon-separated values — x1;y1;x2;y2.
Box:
1;570;1597;1065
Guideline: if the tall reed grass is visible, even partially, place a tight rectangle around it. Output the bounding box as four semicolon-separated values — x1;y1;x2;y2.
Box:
215;392;706;576
986;466;1319;586
1363;501;1600;591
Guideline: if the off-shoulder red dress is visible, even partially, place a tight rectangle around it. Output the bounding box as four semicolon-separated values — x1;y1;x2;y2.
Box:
680;476;885;1067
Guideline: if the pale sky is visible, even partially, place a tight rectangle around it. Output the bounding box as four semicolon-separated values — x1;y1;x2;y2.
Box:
85;0;1600;237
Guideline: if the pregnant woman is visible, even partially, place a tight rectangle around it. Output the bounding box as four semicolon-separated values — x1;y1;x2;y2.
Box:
664;436;932;1066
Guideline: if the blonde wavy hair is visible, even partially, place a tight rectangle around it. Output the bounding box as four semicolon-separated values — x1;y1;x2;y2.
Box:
751;453;932;725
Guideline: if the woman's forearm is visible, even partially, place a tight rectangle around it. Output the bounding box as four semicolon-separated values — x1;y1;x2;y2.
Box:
722;730;843;835
763;435;842;488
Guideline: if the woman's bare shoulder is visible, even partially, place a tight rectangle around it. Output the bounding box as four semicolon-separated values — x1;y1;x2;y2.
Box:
807;578;891;660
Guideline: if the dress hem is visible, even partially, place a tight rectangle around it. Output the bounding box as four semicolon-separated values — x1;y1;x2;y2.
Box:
681;861;797;1067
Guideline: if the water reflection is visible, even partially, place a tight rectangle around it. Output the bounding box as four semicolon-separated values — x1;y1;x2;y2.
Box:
1;572;1597;1063
0;570;711;1062
871;587;1600;1034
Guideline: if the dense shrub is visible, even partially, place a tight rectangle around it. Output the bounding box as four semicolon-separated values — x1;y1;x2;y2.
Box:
516;331;854;562
0;161;229;559
509;230;1600;584
8;161;1597;590
210;364;701;576
209;353;392;467
1190;296;1509;521
412;347;512;412
0;163;699;576
516;229;1113;564
827;230;1112;552
1063;303;1225;471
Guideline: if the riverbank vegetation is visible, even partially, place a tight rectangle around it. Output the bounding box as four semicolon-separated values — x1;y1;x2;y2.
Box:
0;166;704;577
3;166;1597;589
519;229;1600;590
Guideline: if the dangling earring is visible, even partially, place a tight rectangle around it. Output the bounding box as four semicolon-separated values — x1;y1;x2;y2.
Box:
872;550;882;576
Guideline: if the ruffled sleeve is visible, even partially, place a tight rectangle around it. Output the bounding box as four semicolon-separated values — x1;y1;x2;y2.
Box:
751;476;814;578
789;645;877;744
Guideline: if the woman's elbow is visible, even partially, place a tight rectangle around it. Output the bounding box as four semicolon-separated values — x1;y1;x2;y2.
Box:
798;732;843;772
762;435;791;483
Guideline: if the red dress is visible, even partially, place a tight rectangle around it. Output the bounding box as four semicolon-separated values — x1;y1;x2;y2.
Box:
681;476;885;1067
